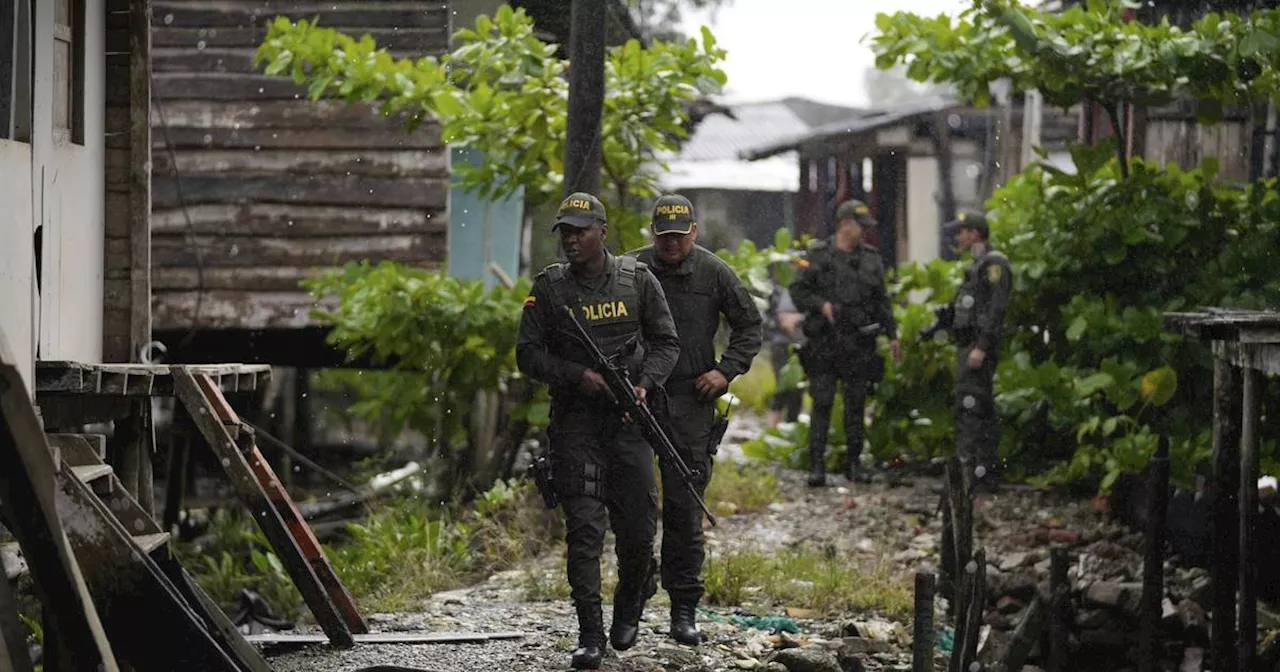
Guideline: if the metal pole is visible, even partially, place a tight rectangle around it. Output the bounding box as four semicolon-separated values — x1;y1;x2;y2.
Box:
1211;353;1243;670
912;572;935;672
1139;436;1170;672
1238;368;1262;670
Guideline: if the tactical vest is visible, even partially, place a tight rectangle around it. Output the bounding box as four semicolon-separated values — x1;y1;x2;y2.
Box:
802;244;881;341
542;255;645;370
953;249;1009;333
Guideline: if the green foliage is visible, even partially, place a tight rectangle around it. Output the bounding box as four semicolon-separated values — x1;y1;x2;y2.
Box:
704;459;782;516
330;479;558;613
715;228;811;312
255;5;727;251
870;0;1280;113
703;547;912;618
987;146;1280;490
305;262;535;486
178;509;303;619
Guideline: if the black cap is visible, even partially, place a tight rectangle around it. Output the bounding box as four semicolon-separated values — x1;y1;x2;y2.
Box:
554;192;607;230
945;210;989;238
836;199;876;227
651;194;696;235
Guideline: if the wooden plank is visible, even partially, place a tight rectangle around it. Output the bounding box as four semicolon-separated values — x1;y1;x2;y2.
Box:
1239;369;1262;670
152;148;448;178
152;234;445;269
1211;356;1243;671
153;46;430;73
152;174;449;210
130;0;154;366
149;99;432;131
1215;341;1280;377
242;631;526;645
171;368;355;648
153;291;341;330
153;267;324;291
105;190;131;238
105;148;132;193
150;25;449;51
150;203;446;237
151;2;449;29
238;433;368;633
152;124;442;150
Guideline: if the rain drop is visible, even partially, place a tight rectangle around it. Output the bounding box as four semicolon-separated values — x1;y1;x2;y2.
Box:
163;13;174;24
197;40;207;50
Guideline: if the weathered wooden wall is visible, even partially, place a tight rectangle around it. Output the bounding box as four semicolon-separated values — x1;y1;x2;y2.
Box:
103;0;151;363
149;0;451;332
1143;111;1253;181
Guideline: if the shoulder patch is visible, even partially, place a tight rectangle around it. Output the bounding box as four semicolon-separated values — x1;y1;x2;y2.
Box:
986;263;1003;284
523;293;537;309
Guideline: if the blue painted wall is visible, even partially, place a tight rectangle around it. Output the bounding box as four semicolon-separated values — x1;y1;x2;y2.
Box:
447;147;524;288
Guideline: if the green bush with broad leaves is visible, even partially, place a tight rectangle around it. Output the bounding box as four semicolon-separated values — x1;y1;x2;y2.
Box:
988;143;1280;490
254;5;727;251
304;262;546;495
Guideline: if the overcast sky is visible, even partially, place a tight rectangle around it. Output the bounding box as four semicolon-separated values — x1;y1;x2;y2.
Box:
680;0;969;108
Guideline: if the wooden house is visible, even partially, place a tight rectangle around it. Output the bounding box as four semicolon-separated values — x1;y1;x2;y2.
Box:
2;0;152;387
148;0;454;366
741;96;1080;268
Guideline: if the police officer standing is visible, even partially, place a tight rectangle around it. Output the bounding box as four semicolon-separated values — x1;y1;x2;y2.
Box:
516;192;681;670
790;199;900;487
924;211;1012;490
626;194;762;646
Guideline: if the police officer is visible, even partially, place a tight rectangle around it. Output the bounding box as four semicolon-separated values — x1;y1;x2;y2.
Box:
927;211;1012;490
790;199;900;487
516;192;681;670
626;194;763;646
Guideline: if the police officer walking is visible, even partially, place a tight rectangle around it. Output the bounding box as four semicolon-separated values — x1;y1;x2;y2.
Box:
924;211;1012;490
516;192;681;670
790;199;900;487
626;194;762;646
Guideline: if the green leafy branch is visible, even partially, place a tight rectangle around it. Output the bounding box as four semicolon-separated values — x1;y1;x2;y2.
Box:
255;5;727;250
869;0;1280;174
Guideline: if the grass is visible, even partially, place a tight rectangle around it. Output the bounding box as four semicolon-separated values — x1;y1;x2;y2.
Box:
703;546;913;619
177;479;561;617
705;459;782;515
728;351;777;413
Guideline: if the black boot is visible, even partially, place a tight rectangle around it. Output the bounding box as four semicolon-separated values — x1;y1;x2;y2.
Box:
572;604;605;670
807;446;826;487
611;557;658;650
669;602;700;645
843;455;870;484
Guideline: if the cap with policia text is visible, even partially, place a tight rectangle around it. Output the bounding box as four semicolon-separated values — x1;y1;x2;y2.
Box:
944;210;989;238
651;194;696;235
554;192;608;229
836;199;876;226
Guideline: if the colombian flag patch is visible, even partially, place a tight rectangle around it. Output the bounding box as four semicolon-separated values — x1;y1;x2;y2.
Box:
797;258;811;269
523;294;536;309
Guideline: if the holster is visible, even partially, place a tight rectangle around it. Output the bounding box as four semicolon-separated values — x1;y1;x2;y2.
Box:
707;410;729;457
529;455;558;509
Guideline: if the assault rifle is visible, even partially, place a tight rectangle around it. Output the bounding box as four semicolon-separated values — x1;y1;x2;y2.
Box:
563;307;718;528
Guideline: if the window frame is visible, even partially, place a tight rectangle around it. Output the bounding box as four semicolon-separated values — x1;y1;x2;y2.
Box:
0;0;32;142
51;0;84;145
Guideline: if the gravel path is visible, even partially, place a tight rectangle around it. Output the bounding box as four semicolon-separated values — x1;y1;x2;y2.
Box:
262;414;1118;672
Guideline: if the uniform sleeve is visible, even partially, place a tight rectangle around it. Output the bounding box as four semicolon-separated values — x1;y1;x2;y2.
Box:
715;262;764;381
636;268;681;391
874;257;899;340
976;257;1013;353
515;276;588;389
788;253;826;315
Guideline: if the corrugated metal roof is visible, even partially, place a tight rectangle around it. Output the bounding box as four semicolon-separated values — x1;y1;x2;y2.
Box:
740;95;964;160
675;101;815;162
659;154;798;192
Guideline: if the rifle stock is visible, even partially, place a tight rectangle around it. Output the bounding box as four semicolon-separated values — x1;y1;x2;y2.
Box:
562;307;718;528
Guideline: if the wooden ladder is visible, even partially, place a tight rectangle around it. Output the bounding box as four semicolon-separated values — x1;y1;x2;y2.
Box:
0;348;271;671
171;367;368;647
